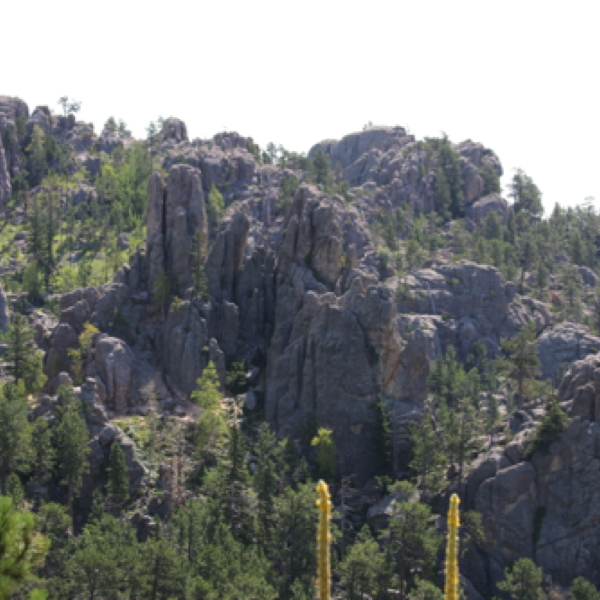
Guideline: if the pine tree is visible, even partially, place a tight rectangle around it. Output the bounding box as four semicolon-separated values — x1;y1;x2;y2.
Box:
508;169;544;220
26;125;46;184
107;442;130;512
409;406;445;498
498;322;540;403
31;417;55;486
0;497;49;599
524;397;568;458
367;396;393;477
192;361;227;466
5;314;46;393
497;558;545;600
571;576;600;600
338;526;388;599
54;386;91;528
0;383;32;494
438;397;482;498
313;149;331;185
207;185;225;229
380;488;440;596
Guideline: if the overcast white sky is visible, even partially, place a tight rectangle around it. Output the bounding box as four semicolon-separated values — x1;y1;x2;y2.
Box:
3;0;598;213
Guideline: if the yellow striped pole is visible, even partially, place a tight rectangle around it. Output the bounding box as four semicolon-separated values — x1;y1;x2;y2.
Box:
444;493;461;600
316;480;332;600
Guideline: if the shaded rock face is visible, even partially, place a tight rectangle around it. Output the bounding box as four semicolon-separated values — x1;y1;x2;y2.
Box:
157;301;211;395
146;164;208;297
266;186;428;482
461;355;600;591
474;417;600;589
537;323;600;383
206;211;250;303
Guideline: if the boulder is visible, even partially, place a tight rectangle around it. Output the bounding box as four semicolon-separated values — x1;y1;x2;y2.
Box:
88;336;138;412
537;324;600;383
465;193;508;224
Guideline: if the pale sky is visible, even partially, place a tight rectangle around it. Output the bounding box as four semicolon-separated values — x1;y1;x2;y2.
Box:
4;0;598;213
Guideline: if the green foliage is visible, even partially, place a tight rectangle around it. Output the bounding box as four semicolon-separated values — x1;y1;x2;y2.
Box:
153;267;172;316
107;442;129;512
190;229;208;300
279;173;300;213
379;488;440;595
422;135;464;220
339;526;388;599
311;428;336;481
67;322;99;385
192;362;228;466
53;386;91;524
368;396;393;477
524;397;568;458
30;418;55;485
207;185;225;229
498;322;541;401
313;149;331;185
497;558;545;600
0;383;31;495
225;360;249;395
571;576;600;600
407;578;444;599
0;496;49;599
509;169;544;220
479;161;501;196
410;405;445;498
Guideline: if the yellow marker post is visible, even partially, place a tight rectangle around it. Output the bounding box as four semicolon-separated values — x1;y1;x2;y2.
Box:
316;480;332;600
444;493;461;600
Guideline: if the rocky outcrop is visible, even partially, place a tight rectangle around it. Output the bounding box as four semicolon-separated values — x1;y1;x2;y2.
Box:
266;186;429;482
537;323;600;382
465;193;508;224
394;260;552;361
146;164;208;297
161;118;188;144
0;96;29;121
461;356;600;591
157;301;211;395
558;351;600;421
310;128;502;215
87;335;139;412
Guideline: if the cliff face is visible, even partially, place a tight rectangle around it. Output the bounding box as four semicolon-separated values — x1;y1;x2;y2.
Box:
5;97;600;592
